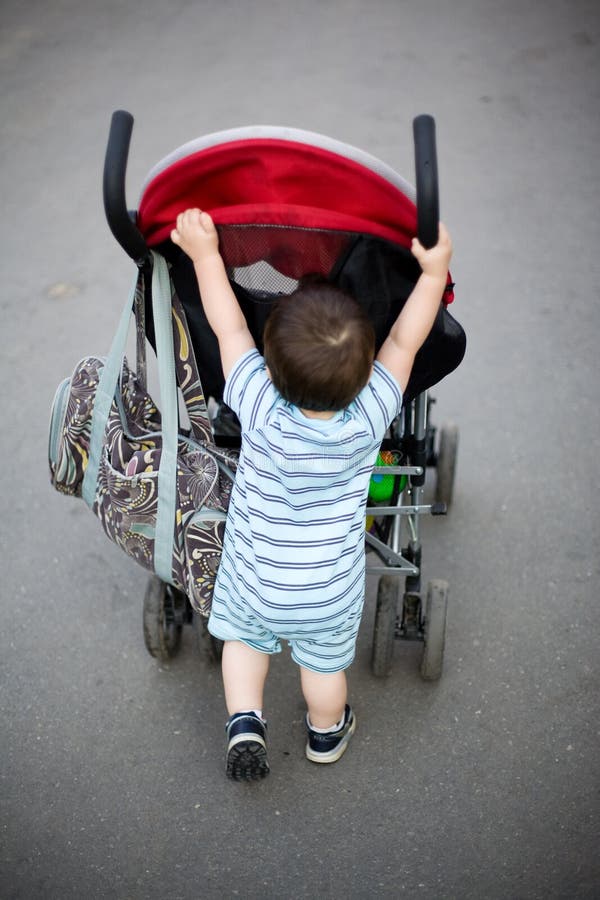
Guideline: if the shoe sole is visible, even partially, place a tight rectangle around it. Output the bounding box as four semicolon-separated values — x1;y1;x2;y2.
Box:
305;714;357;764
226;736;270;781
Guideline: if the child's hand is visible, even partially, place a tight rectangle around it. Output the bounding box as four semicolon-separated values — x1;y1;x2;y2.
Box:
171;208;220;265
410;222;453;279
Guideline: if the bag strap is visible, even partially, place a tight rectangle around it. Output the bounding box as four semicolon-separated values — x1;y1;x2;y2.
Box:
82;270;139;508
82;252;179;586
134;272;147;391
130;266;213;445
150;253;179;583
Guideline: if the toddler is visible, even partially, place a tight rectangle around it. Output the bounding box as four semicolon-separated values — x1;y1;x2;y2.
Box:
171;210;452;781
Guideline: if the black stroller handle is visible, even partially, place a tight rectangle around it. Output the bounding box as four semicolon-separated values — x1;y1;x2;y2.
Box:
104;110;439;260
413;114;439;249
103;110;150;265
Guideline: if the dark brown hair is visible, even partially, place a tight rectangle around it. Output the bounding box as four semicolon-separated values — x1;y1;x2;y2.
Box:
263;281;375;411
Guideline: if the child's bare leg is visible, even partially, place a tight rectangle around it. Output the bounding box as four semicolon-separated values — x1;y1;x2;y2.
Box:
300;666;347;728
222;640;270;715
222;641;270;781
301;666;355;763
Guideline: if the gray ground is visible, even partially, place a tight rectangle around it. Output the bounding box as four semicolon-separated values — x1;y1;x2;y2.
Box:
1;1;599;898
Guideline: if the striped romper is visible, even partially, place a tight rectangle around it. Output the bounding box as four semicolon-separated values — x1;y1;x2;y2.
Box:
208;349;403;673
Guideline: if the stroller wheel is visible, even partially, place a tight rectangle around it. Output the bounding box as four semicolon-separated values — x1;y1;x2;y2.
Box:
435;423;459;507
420;580;448;681
142;575;184;661
371;575;400;677
193;611;224;664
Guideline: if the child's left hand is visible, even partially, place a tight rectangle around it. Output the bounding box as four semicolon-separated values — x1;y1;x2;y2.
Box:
410;222;452;280
171;208;220;266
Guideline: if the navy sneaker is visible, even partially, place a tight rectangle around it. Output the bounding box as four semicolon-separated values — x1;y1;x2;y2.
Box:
305;705;356;764
225;712;269;781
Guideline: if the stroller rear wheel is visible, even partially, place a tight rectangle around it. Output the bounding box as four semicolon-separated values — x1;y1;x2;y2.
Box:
371;575;400;677
435;423;459;507
420;579;448;681
142;575;184;661
193;611;224;664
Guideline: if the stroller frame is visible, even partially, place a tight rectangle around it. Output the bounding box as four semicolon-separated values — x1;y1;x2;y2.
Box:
102;111;463;680
364;390;457;678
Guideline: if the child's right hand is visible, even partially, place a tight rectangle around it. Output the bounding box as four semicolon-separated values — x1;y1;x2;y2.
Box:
171;208;220;265
410;222;453;279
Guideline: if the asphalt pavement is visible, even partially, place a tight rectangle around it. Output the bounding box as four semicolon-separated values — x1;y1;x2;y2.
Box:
1;1;599;898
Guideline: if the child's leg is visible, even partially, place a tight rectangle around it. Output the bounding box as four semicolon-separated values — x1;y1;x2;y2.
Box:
300;666;347;729
222;641;271;781
222;640;270;715
300;666;356;764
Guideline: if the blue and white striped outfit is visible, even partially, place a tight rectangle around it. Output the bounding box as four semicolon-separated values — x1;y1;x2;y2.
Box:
208;349;403;672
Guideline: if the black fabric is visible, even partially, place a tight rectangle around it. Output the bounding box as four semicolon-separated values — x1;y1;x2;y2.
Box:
331;235;466;401
153;233;466;406
158;242;274;401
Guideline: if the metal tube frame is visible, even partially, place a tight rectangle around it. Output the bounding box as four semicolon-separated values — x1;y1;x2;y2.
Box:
365;391;429;578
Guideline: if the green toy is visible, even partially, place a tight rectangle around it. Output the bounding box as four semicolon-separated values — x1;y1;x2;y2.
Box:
368;451;407;503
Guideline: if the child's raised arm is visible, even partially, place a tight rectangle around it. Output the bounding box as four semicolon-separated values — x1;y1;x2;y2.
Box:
171;209;255;379
377;223;453;393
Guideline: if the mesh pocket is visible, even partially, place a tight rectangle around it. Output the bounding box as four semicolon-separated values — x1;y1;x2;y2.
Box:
218;224;358;294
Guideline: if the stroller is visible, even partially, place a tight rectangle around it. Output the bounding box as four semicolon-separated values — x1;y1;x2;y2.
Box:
102;110;466;679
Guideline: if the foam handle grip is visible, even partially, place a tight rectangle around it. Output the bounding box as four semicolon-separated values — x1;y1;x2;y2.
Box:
103;110;149;265
413;115;439;249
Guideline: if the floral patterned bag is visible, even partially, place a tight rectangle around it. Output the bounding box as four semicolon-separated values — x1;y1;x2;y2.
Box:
48;253;237;615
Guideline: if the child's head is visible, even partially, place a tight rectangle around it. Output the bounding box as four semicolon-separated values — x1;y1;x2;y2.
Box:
263;280;375;411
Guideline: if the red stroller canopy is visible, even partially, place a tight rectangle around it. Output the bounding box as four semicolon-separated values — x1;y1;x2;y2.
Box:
130;123;461;403
137;126;418;276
